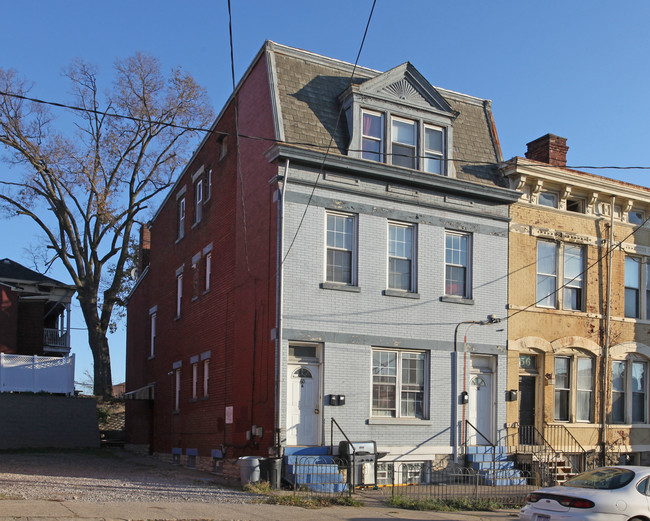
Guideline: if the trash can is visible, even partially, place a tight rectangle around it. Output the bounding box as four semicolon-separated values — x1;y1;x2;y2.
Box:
260;457;282;489
238;456;261;484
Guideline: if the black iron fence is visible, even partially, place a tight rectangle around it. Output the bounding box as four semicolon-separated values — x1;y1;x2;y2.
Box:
388;464;537;507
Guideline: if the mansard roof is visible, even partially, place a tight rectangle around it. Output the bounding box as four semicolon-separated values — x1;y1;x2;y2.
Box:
266;41;505;187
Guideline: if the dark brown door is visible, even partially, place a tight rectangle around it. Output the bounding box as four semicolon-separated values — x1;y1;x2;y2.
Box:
519;375;536;444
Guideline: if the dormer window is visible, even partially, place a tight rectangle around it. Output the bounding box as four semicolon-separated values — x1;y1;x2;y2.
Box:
391;117;416;169
362;111;383;162
361;110;447;175
341;62;455;177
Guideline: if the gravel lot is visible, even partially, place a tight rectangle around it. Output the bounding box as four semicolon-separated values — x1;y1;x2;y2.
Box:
0;449;257;503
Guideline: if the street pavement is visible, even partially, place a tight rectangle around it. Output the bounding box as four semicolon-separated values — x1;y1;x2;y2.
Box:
0;499;520;521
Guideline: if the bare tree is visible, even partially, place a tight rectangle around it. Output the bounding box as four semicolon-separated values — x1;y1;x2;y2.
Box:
0;53;214;398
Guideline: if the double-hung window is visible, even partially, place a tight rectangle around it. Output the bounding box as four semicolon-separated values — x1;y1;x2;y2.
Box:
175;271;183;318
360;110;447;175
203;359;210;397
192;362;198;400
174;366;181;411
445;232;470;298
372;349;428;419
205;253;212;292
424;125;444;175
149;310;157;358
563;245;584;311
536;241;584;310
554;357;570;421
388;222;415;292
612;358;648;424
553;355;594;422
194;179;203;224
326;212;357;285
537;241;558;307
391;117;416;169
625;256;641;318
177;197;186;240
362;111;383;162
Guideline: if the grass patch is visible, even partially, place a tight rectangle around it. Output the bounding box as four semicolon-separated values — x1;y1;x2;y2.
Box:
265;494;362;508
242;482;362;509
388;495;509;511
243;481;274;494
0;493;24;500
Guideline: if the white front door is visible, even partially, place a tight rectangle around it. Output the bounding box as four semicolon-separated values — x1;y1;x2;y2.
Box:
286;362;320;445
468;373;493;445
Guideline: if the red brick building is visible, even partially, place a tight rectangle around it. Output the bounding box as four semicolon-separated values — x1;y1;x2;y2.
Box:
0;258;74;357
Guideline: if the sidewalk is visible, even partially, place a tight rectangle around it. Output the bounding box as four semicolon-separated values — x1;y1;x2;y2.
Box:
0;499;520;521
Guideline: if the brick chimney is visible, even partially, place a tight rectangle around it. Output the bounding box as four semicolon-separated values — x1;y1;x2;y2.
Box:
138;225;151;273
525;134;569;167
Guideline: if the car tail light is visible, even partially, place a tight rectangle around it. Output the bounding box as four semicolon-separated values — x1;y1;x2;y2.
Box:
526;493;594;509
558;497;595;509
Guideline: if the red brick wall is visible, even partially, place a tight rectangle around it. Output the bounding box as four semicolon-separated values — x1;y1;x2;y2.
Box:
17;300;45;355
127;51;279;462
0;285;18;353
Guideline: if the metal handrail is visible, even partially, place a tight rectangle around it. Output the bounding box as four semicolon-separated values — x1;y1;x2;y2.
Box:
544;424;591;474
330;417;359;488
464;420;497;478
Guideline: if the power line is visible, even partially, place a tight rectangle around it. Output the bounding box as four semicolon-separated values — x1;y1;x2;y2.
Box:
227;0;251;275
4;87;650;173
504;212;650;323
281;0;377;266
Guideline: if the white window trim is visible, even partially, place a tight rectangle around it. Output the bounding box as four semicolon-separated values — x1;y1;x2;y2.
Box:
194;179;203;225
624;255;650;320
536;240;585;311
192;362;198;400
538;190;558;208
176;272;183;318
149;312;156;358
174;367;181;411
177;197;186;240
361;109;384;163
553;354;594;423
203;359;210;397
324;211;358;286
387;221;416;292
359;108;450;176
371;347;429;420
611;357;649;425
444;231;472;299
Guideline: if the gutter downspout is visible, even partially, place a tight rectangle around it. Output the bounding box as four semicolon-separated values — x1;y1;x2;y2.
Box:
274;159;290;457
602;195;615;462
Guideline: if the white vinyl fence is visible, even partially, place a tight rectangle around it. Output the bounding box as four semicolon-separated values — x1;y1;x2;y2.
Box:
0;353;75;395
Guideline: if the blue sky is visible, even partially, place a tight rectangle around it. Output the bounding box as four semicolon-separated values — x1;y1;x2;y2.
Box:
2;1;650;387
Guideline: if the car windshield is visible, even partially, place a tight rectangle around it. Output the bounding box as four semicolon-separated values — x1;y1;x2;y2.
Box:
563;468;635;490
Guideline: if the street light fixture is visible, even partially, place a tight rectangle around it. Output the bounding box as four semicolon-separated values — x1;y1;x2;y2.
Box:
451;315;502;464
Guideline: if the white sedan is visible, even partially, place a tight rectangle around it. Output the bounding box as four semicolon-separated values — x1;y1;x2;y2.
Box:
520;466;650;521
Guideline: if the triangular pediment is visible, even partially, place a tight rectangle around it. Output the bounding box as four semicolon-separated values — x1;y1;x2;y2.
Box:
358;62;453;115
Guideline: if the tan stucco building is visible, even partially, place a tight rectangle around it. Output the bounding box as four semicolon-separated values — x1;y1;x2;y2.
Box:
503;134;650;473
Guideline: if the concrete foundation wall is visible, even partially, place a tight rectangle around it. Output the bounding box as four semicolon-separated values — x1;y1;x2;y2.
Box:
0;393;100;449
